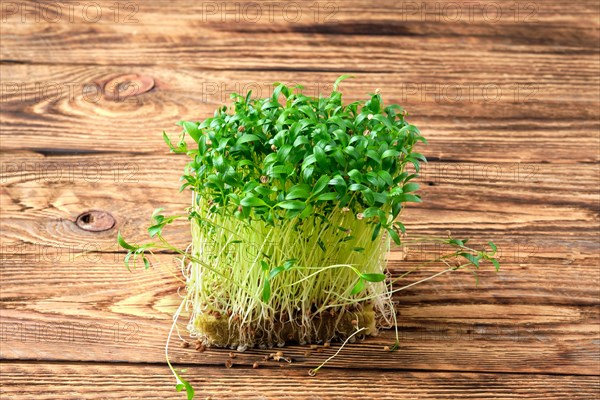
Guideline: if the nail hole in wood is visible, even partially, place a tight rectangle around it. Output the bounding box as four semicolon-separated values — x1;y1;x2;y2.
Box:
76;210;115;232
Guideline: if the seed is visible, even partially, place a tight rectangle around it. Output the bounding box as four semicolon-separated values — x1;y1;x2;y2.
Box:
367;114;373;120
253;361;260;369
271;144;277;151
206;139;212;146
228;352;236;359
263;355;270;361
225;359;233;368
195;342;206;352
356;213;364;220
238;126;245;132
375;88;381;94
351;319;358;326
304;350;312;357
237;205;242;212
342;207;350;213
363;129;370;136
276;351;284;357
260;175;268;183
310;344;318;350
323;342;330;348
383;345;390;351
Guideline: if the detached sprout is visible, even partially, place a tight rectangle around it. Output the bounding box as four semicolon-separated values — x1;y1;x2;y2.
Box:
119;76;500;398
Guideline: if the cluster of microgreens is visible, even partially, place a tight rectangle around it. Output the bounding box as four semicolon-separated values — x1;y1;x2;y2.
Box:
118;76;500;400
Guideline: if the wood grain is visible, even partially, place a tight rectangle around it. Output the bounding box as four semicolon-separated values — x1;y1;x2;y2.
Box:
1;152;598;249
1;251;598;374
1;0;599;397
2;1;599;68
3;363;599;400
1;152;597;374
0;65;598;162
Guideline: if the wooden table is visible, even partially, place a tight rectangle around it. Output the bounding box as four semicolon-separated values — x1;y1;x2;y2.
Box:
1;1;599;398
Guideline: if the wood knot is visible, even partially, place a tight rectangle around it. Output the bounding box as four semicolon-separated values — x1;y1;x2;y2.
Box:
76;210;115;232
103;74;155;100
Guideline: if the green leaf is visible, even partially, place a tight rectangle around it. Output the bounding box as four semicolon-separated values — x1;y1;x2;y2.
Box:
350;278;365;295
381;149;400;159
448;239;465;247
349;183;368;192
377;170;394;187
396;194;422;203
124;251;132;271
371;114;394;130
283;259;297;270
299;203;313;218
315;192;338;201
313;146;328;168
366;149;381;164
394;221;406;234
348;169;362;182
240;196;268;208
491;258;500;271
236;134;261;145
286;185;311;200
275;200;306;210
402;182;420;193
333;74;354;91
175;376;195;400
260;260;269;272
117;231;137;251
328;176;347;189
459;252;480;267
269;265;285;280
488;241;498;253
293;136;310;147
387;227;401;245
163;131;175;151
371;223;382;241
360;273;386;282
312;175;330;196
262;279;271;302
148;224;163;237
182;121;201;143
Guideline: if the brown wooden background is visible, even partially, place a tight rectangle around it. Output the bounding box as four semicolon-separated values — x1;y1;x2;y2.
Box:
1;1;599;399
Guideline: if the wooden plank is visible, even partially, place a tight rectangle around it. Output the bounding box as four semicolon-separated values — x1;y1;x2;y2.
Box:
1;1;598;69
1;246;598;375
2;362;598;400
1;66;598;161
1;152;598;249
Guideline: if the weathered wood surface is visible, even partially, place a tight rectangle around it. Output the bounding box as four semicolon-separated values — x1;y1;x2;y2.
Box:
1;65;598;162
1;0;599;398
3;363;599;400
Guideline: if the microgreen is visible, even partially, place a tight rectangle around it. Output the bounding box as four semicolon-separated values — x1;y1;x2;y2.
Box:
118;78;500;398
